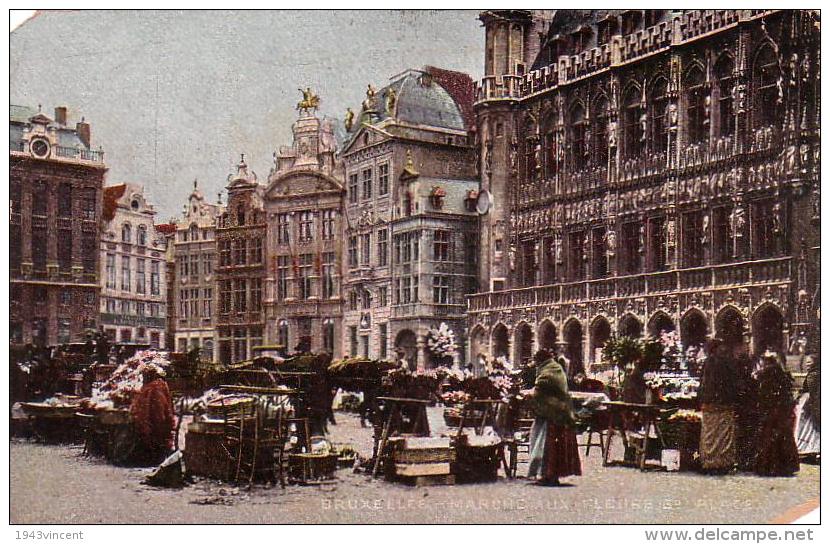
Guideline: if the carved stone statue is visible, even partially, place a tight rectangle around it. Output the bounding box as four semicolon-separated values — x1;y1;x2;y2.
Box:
730;205;746;240
385;88;397;116
665;218;676;248
344;107;355;131
582;234;590;261
700;214;710;247
554;234;563;264
639;112;648;142
509;136;519;174
362;84;378;111
668;102;679;133
772;202;783;236
608;119;618;149
605;229;616;257
638;223;645;254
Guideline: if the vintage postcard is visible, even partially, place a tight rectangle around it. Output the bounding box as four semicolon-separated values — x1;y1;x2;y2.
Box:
8;7;821;530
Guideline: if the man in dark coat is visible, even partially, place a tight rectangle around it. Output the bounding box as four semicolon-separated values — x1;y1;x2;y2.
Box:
754;354;799;476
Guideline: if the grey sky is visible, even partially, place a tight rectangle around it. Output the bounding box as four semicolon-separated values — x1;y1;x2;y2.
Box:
10;10;483;219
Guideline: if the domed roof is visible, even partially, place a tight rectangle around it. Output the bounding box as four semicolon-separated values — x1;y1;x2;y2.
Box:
351;67;472;133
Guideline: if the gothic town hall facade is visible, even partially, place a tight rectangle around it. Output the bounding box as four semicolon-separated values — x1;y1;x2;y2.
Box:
467;9;820;374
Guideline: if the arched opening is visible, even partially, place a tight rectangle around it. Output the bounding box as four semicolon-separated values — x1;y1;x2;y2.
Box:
648;311;675;337
514;322;534;367
680;309;709;350
752;305;784;356
753;43;781;129
563;319;584;376
715;306;745;348
491;323;510;360
537;320;558;351
618;314;643;339
394;329;418;371
589;316;611;366
469;326;488;372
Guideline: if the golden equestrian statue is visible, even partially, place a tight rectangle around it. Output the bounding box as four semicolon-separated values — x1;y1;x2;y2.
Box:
297;87;320;114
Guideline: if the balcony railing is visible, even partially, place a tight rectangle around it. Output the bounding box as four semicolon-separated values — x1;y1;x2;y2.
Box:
475;75;523;103
467;257;792;312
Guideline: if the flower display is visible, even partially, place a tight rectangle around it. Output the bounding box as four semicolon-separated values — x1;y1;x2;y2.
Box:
668;409;702;423
440;390;471;406
82;350;171;409
426;322;459;361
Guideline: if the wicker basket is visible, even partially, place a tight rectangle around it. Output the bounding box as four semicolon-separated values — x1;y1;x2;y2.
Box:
288;453;338;483
20;402;80;419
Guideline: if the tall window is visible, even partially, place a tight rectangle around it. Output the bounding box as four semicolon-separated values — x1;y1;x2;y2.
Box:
568;231;586;281
592;227;607;278
624;88;644;158
219;240;231;266
521;241;537;286
434;230;450;261
299;211;314;242
277;213;290;244
348;173;358;204
685;66;707;144
650;77;669;154
569;104;586;170
32;182;47;216
277;320;289;348
203;288;212;317
82;233;97;274
361;168;373;199
544;127;557;178
378;163;389;195
377;229;388;266
379;323;388;360
136;259;146;294
754;45;781;128
648;216;667;272
58;229;72;270
202;253;213;276
348;236;358;268
189;254;199;277
361;288;371;309
137;225;148;246
433;275;450;304
323;319;335;354
121;223;132;243
321;210;336;240
219;280;231;314
712;206;732;264
402;277;412;303
250;278;262;312
150;261;160;295
682;211;704;267
82;189;96;220
592;98;610;166
58;183;72;217
298;254;313;299
752;199;778;258
277;256;290;300
121;256;131;291
360;233;371;265
233;279;247;313
349;326;358;357
249;236;262;263
620;222;640;275
715;55;735;137
233;238;247;265
106;254;116;289
322;252;336;299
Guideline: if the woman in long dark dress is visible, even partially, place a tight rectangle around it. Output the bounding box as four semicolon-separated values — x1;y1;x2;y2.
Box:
525;349;581;486
698;339;740;474
733;342;759;471
754;354;799;477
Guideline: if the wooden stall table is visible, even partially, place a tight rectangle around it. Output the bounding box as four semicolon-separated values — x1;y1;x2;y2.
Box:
601;401;668;471
372;397;432;478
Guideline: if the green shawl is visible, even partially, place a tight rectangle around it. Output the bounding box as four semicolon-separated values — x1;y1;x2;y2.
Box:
532;357;576;427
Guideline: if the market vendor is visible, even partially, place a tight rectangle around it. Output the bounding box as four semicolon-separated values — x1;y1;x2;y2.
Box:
754;352;799;477
523;349;581;486
699;338;739;474
130;363;175;465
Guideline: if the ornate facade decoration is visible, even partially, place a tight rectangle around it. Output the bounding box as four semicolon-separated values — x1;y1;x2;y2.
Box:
469;9;820;374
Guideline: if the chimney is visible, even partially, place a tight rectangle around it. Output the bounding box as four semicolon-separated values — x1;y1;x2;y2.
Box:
76;118;90;147
54;106;67;125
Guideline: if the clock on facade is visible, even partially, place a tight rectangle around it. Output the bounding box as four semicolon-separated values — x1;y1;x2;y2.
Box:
30;138;50;158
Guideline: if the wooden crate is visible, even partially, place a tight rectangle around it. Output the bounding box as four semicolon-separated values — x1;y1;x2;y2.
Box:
288;453;338;483
183;429;230;481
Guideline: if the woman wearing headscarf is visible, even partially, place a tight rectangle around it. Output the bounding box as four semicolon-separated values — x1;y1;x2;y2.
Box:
698;338;740;474
754;353;799;476
130;364;175;465
523;349;581;486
